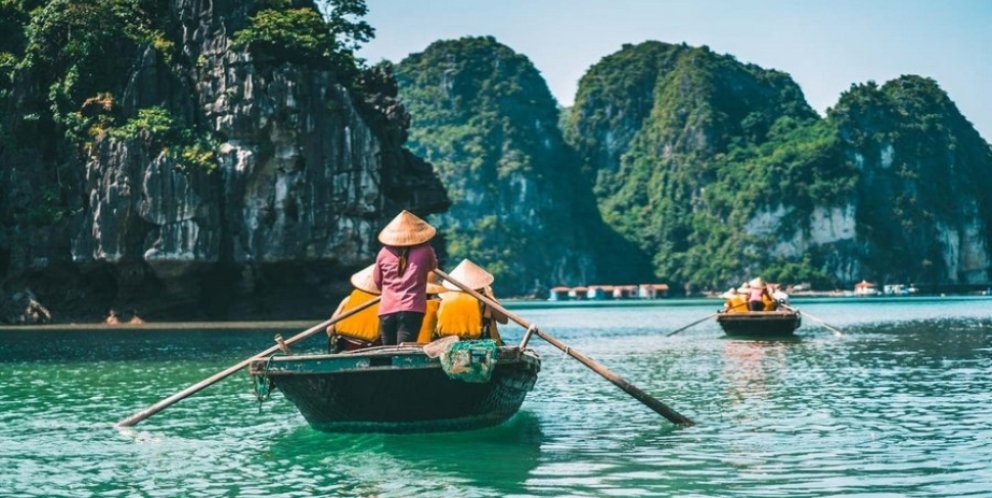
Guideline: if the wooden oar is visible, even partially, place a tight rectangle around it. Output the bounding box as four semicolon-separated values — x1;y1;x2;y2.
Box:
668;298;753;337
665;312;719;337
780;303;844;337
433;269;695;427
115;296;382;428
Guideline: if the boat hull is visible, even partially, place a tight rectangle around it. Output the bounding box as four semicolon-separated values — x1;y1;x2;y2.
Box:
716;311;802;337
249;345;540;433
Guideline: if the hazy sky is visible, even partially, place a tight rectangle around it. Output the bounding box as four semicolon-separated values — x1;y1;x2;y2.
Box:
358;0;992;141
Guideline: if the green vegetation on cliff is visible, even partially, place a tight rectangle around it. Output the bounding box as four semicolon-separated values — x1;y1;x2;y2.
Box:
830;76;992;285
567;41;991;291
0;0;381;230
567;41;857;290
395;36;618;295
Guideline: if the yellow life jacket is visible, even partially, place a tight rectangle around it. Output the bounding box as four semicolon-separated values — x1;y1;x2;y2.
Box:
334;290;380;343
762;293;776;311
416;298;440;343
436;292;484;339
727;295;747;313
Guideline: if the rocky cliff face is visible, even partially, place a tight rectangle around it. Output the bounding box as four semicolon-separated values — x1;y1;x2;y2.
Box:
0;0;448;322
827;76;992;286
394;36;608;295
567;42;991;291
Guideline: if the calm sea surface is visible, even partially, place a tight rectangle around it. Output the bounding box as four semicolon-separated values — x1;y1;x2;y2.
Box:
2;297;991;497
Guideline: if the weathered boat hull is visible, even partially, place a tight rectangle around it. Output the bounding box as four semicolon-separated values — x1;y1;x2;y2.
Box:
716;310;802;337
249;345;540;433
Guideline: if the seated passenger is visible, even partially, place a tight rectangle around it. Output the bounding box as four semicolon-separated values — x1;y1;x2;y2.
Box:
722;288;747;313
772;286;790;307
326;265;381;351
436;259;507;345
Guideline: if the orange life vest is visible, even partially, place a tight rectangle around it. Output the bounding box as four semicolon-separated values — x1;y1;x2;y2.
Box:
416;298;440;343
726;295;747;313
334;290;380;343
436;292;485;339
762;293;776;311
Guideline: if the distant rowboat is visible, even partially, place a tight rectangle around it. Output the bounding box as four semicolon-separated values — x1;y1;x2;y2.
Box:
716;309;802;337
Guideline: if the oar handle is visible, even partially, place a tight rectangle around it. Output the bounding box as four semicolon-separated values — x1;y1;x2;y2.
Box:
433;270;695;427
115;296;382;428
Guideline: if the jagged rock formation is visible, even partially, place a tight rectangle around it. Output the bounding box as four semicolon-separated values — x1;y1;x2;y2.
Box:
0;288;51;325
566;41;991;291
0;0;448;321
828;76;992;286
394;36;614;296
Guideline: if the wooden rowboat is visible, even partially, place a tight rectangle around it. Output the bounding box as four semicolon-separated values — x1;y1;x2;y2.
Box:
248;342;540;433
716;310;802;338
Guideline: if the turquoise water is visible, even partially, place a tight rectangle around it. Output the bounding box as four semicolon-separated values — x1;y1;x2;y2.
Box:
2;297;991;497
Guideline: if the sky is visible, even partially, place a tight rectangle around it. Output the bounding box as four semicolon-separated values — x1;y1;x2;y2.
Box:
357;0;992;141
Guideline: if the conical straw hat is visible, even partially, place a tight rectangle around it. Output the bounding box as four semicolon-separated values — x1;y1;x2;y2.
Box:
720;288;737;299
426;272;447;295
378;210;436;247
442;259;495;291
349;264;380;295
737;282;751;293
749;277;765;289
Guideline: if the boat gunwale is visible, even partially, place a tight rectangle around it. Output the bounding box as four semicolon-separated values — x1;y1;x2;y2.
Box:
716;310;801;320
248;344;540;376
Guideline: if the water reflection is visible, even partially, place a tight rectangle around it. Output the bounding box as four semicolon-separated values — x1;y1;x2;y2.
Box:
723;340;777;402
263;411;545;496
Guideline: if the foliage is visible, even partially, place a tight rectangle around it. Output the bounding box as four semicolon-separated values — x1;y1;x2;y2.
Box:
568;41;858;291
395;36;608;294
233;0;374;78
232;7;337;65
827;75;992;285
566;42;992;291
109;106;218;173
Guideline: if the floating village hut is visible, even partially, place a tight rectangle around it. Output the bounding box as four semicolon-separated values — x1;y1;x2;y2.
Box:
587;285;614;300
638;283;669;299
548;286;571;301
548;283;669;301
854;280;879;296
613;285;638;299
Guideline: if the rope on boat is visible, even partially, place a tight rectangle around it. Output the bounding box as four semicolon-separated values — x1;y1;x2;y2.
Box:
252;354;278;410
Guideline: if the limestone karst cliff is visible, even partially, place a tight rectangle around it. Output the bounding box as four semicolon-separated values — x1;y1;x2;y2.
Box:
566;41;991;291
394;36;618;296
0;0;448;322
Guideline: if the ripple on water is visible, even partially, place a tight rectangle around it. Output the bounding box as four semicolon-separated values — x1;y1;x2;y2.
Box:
3;305;992;496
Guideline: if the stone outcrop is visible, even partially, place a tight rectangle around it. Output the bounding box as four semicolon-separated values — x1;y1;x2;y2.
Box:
394;36;606;295
566;42;991;290
0;288;51;325
0;0;448;321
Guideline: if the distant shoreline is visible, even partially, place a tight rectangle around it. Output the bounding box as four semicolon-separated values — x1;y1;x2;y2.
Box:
2;294;989;330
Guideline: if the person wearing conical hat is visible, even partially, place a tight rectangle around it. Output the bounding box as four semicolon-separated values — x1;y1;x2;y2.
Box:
415;272;447;344
436;259;507;344
746;277;773;311
326;265;382;351
373;210;438;345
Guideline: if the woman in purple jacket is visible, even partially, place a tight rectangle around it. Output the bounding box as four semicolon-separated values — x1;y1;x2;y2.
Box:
373;210;438;345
